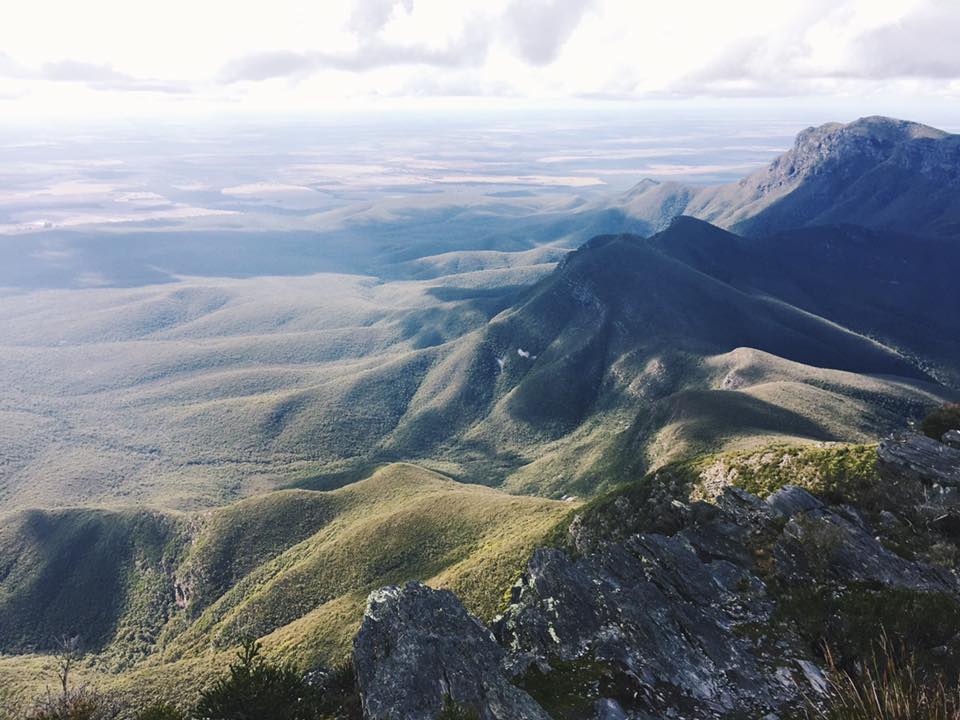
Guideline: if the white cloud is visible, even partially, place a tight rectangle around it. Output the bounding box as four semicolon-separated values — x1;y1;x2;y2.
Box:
0;0;955;116
218;21;494;83
347;0;415;35
41;60;190;93
846;0;960;78
503;0;596;65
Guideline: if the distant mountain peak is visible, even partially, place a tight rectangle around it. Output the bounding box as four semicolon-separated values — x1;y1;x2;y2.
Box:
778;116;951;181
617;116;960;238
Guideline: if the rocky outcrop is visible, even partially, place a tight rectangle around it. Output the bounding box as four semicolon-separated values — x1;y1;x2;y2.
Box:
353;435;960;719
878;432;960;487
353;582;551;720
492;484;957;719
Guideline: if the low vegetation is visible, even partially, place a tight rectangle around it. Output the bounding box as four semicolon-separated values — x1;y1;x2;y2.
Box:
811;640;960;720
921;403;960;442
689;443;885;507
0;464;570;706
0;638;360;720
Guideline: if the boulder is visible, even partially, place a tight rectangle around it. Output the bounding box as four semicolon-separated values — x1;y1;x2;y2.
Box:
943;429;960;450
494;493;815;719
353;582;550;720
767;485;823;517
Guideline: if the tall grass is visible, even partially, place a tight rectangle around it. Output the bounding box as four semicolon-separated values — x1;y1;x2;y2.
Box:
810;638;960;720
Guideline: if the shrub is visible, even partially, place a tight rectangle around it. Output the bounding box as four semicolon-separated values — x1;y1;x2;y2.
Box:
26;687;123;720
136;703;187;720
194;638;321;720
921;404;960;443
314;665;361;719
809;639;960;720
437;696;480;720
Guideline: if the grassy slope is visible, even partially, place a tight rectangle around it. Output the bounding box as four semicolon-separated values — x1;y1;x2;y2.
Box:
2;221;956;511
456;231;953;495
0;463;571;706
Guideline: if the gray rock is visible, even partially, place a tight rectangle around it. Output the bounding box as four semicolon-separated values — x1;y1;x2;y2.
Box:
777;504;957;593
354;456;960;720
943;429;960;449
878;432;960;487
494;519;808;718
596;698;627;720
767;486;823;517
353;581;550;720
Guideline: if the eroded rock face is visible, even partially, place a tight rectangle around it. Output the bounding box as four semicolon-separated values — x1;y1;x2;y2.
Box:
354;437;960;719
494;484;959;719
878;432;960;487
353;582;550;720
495;488;813;719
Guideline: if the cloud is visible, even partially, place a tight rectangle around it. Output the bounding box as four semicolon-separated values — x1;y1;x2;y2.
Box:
41;60;190;93
219;0;597;84
347;0;414;36
666;1;960;98
219;21;493;83
846;0;960;79
0;54;189;94
503;0;596;65
0;52;29;77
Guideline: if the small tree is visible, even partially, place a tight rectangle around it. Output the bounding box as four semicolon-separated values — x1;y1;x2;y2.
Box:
27;635;122;720
195;638;321;720
53;636;82;697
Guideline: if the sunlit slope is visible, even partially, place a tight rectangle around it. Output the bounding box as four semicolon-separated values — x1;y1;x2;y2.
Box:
0;269;541;509
2;218;956;508
0;464;569;672
435;229;954;494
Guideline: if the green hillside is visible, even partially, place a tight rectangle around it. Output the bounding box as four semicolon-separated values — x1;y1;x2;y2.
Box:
0;463;570;706
2;220;955;512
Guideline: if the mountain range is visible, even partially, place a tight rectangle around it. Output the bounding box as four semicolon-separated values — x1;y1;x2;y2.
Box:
1;115;959;716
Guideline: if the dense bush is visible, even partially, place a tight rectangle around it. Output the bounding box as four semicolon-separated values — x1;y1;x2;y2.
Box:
135;704;187;720
25;687;123;720
921;403;960;442
194;639;323;720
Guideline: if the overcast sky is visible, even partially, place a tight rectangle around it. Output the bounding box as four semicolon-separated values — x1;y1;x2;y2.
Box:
1;0;958;119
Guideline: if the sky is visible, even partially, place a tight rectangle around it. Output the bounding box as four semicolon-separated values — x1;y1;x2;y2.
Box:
0;0;958;119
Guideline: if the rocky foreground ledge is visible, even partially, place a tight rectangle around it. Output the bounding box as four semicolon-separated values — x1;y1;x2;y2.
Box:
351;432;960;719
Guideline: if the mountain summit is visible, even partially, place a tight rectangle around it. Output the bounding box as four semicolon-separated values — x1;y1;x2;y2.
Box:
619;116;960;237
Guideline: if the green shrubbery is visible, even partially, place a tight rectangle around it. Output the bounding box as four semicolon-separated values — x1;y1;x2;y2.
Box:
194;639;322;720
135;704;186;720
0;639;359;720
437;696;480;720
921;403;960;443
